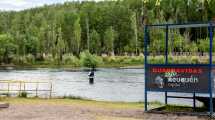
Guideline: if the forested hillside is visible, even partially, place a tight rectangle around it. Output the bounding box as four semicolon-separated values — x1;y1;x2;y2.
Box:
0;0;214;65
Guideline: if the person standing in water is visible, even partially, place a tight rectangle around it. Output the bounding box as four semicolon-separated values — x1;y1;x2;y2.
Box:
88;67;95;84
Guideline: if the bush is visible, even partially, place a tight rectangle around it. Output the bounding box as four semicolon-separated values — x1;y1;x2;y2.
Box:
12;56;28;65
148;56;165;64
191;56;199;64
130;56;144;63
26;54;35;64
43;54;55;64
80;50;103;68
62;54;80;66
19;91;28;98
102;56;144;65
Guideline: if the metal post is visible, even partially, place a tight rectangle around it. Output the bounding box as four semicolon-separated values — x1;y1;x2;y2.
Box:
209;23;213;116
36;82;38;97
7;82;10;96
19;82;21;96
144;25;148;111
165;25;169;105
193;92;196;110
49;82;52;99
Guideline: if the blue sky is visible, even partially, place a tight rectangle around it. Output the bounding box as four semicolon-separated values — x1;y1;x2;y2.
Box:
0;0;101;11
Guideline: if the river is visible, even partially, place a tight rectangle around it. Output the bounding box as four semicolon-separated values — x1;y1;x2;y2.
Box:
0;68;204;106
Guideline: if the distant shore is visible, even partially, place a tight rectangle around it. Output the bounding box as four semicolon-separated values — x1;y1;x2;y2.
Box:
0;64;144;70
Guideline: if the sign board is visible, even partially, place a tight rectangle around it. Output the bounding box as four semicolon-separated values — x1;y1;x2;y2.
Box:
146;64;210;93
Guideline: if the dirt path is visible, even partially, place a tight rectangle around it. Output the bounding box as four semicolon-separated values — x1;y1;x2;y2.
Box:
0;99;209;120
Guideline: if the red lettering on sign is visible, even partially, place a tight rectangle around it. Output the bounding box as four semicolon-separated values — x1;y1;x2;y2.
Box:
151;67;203;74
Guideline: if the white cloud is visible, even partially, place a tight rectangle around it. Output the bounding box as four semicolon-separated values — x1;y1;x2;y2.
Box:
0;0;106;11
0;0;75;11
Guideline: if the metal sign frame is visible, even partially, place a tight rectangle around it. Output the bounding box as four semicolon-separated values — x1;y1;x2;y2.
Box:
144;22;214;115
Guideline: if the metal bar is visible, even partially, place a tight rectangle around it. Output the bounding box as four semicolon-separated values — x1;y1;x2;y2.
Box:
167;96;194;99
0;81;48;83
147;89;209;93
144;25;148;111
193;92;196;110
148;22;215;28
209;23;213;116
165;25;169;64
0;90;51;91
165;25;169;105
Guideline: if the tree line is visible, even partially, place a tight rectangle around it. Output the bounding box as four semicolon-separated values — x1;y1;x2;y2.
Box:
0;0;214;64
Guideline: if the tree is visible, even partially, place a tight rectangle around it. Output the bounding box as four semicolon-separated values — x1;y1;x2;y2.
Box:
0;34;17;63
56;27;66;64
89;29;101;54
73;16;81;55
131;12;138;55
104;26;115;55
86;15;90;50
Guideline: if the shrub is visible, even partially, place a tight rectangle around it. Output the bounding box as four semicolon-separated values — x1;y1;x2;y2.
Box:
12;56;28;65
80;50;102;68
148;56;165;64
26;54;35;64
43;54;55;64
191;56;199;64
62;54;80;66
130;56;144;63
19;91;28;98
62;95;84;100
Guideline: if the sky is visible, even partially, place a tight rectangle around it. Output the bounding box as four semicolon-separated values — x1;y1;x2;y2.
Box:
0;0;100;11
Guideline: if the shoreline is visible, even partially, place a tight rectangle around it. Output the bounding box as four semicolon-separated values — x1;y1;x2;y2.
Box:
0;97;208;120
0;64;144;70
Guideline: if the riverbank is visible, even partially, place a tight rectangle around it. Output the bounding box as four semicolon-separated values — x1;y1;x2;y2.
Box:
0;64;144;70
0;98;209;120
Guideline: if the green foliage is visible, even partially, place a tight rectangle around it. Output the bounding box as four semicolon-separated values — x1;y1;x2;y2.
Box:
62;95;85;100
89;29;101;54
0;0;215;65
62;54;80;66
73;16;81;55
19;91;28;98
11;54;35;65
102;56;144;65
148;56;165;64
26;54;36;64
0;34;17;63
198;38;209;52
80;50;102;68
104;26;116;54
43;54;55;64
56;27;66;64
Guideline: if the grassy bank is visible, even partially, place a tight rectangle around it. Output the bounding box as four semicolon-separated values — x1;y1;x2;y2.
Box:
7;54;145;69
0;97;162;110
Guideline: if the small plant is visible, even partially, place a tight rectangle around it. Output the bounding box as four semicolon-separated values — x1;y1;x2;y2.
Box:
62;53;80;66
19;91;28;98
62;95;85;100
148;56;165;64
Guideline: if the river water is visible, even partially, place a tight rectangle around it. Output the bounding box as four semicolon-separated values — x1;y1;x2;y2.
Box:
0;68;205;106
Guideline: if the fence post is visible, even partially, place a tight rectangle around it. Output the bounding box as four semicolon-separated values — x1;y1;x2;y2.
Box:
49;82;52;99
19;81;22;96
36;82;38;97
7;82;10;96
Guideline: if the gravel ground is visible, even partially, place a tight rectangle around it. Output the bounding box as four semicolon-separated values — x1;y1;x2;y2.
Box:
0;103;210;120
